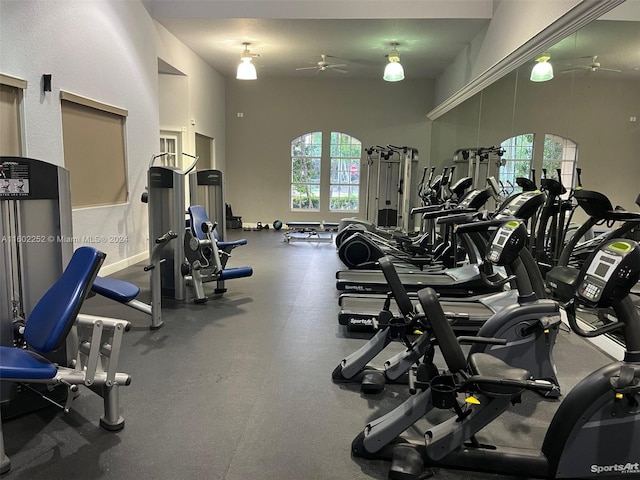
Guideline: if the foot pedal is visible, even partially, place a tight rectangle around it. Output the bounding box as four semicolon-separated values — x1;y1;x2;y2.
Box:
389;445;425;480
361;372;385;394
542;384;561;399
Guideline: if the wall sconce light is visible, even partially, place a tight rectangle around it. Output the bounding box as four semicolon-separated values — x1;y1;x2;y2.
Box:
530;52;554;82
236;43;258;80
383;43;405;82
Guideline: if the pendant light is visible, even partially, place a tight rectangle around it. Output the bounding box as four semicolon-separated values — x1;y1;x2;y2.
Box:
530;52;554;82
237;43;258;80
383;43;405;82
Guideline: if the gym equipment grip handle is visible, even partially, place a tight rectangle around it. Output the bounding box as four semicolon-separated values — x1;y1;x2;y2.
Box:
565;299;625;338
156;231;178;244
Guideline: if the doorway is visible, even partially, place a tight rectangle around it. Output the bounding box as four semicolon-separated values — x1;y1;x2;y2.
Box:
195;133;215;169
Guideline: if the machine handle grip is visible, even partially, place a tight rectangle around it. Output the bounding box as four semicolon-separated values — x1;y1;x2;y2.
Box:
457;336;507;346
181;153;200;174
148;152;170;169
461;376;555;392
479;262;515;288
156;230;178;244
565;299;625;338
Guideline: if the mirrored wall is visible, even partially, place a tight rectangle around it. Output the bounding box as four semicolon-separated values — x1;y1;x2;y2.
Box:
430;5;640;217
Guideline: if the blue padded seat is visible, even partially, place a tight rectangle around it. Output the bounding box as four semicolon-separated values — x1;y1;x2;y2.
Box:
92;276;140;303
188;205;214;241
218;239;248;248
219;266;253;280
0;246;105;379
0;349;57;379
188;205;249;247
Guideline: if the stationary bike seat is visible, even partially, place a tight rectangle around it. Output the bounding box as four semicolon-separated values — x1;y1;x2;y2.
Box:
468;352;531;397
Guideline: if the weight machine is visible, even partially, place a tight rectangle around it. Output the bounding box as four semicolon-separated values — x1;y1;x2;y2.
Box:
0;157;74;415
142;152;199;300
453;146;506;190
0;157;132;473
358;145;419;232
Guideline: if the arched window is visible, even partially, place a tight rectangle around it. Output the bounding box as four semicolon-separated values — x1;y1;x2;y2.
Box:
290;132;322;210
290;131;362;212
499;133;534;193
329;132;361;212
542;134;578;195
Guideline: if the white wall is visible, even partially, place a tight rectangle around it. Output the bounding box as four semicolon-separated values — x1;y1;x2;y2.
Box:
0;0;159;270
154;22;226;172
0;0;225;271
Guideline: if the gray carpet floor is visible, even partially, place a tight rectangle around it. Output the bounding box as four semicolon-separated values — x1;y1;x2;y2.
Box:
1;230;615;479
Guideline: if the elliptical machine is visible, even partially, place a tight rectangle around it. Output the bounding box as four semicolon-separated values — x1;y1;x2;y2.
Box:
352;237;640;480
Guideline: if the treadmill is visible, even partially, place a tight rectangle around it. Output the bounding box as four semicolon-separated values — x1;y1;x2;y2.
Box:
338;217;547;333
335;190;545;296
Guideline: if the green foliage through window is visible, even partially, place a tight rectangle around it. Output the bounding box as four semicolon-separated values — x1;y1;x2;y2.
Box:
330;132;361;212
500;134;534;193
291;132;321;210
542;134;577;196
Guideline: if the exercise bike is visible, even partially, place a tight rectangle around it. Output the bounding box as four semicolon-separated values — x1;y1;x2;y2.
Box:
332;220;561;396
352;237;640;479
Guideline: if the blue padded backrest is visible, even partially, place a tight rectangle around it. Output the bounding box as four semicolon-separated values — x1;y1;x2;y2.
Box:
24;246;105;353
188;205;220;242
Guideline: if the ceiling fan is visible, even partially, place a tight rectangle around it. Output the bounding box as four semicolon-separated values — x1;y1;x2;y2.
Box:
561;55;622;74
295;54;348;74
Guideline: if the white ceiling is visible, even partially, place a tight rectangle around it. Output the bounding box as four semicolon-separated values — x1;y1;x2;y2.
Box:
152;18;489;79
145;1;640;81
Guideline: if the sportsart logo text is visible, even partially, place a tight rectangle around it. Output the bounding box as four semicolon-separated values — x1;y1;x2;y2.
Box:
344;285;366;291
348;318;374;325
590;462;640;474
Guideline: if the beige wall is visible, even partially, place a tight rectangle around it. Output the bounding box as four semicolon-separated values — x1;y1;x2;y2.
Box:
225;77;434;225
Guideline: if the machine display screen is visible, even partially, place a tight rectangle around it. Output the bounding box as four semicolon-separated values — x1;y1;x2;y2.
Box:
0;161;30;197
586;251;619;282
495;231;509;248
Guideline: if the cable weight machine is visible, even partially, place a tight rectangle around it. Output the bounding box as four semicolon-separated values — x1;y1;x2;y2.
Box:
0;157;74;416
369;145;418;231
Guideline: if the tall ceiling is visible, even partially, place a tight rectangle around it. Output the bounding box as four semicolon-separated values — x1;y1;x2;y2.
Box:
144;0;494;79
144;1;640;81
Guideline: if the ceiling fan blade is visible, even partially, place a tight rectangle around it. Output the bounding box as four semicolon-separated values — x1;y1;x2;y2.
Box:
560;67;586;74
327;64;347;69
295;66;319;71
599;67;622;73
332;68;349;74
